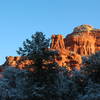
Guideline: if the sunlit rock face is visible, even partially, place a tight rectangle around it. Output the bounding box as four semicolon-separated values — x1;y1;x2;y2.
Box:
4;56;34;69
50;34;65;50
50;25;100;69
65;24;100;56
2;24;100;70
50;35;82;70
65;25;96;56
92;29;100;51
73;24;93;33
53;50;82;70
3;51;82;71
50;25;100;56
65;32;96;56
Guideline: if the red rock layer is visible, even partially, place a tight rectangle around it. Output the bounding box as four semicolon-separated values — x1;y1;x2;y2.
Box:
65;32;96;56
4;56;34;69
2;25;100;71
92;30;100;51
53;49;82;70
50;34;65;50
4;50;82;71
50;35;82;70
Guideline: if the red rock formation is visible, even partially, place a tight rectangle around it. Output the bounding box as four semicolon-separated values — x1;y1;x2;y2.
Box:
50;25;100;69
65;32;96;56
50;34;82;70
65;25;100;56
4;49;82;71
4;56;34;69
54;50;82;70
50;34;65;50
92;29;100;51
2;24;100;71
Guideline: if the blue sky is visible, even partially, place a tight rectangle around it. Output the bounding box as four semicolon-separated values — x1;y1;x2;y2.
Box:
0;0;100;64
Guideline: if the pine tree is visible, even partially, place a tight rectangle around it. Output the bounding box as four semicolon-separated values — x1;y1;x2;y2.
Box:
16;32;60;100
17;32;50;65
17;32;58;71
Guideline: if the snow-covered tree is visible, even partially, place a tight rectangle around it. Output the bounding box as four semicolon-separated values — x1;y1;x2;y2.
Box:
71;70;88;95
0;67;34;100
78;80;100;100
82;51;100;83
53;67;78;100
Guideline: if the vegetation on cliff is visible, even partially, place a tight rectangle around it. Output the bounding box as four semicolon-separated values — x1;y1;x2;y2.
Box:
0;25;100;100
73;24;93;33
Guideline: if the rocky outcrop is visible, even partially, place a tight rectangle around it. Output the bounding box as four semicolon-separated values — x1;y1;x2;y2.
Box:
50;34;65;50
65;31;96;56
4;56;34;69
65;25;96;56
2;24;100;70
50;25;100;69
65;25;100;56
3;50;82;70
50;25;100;56
92;29;100;51
50;34;82;70
53;50;82;70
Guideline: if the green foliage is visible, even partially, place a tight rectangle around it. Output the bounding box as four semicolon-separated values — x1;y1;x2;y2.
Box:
17;32;50;59
17;32;59;71
73;24;93;33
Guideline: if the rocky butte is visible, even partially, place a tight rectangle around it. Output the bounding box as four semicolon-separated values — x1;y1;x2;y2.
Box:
1;24;100;70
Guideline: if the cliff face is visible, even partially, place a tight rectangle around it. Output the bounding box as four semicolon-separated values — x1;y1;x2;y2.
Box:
65;25;100;56
92;29;100;51
2;24;100;70
50;35;82;70
50;34;65;50
4;56;34;70
50;25;100;69
65;32;96;56
55;50;82;70
4;51;82;70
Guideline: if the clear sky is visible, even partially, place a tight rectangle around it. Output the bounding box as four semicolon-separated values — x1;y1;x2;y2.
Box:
0;0;100;64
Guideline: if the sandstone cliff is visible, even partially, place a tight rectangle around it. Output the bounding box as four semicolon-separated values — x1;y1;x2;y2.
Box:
3;56;34;70
92;29;100;51
50;34;65;50
65;31;96;56
50;35;82;70
50;25;100;56
50;24;100;69
65;25;95;56
2;24;100;71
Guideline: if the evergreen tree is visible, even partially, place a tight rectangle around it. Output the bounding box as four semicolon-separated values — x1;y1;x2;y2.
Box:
17;32;49;66
17;32;58;71
16;32;60;100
